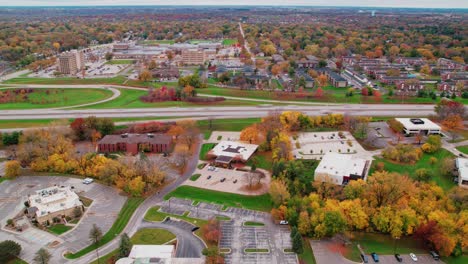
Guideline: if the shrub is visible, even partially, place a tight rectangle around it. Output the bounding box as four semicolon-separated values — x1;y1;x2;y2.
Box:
415;168;431;182
429;157;438;165
421;135;442;154
382;144;422;164
5;160;20;179
0;240;21;262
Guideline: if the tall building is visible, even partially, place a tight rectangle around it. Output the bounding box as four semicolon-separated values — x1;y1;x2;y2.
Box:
58;50;84;74
181;49;206;65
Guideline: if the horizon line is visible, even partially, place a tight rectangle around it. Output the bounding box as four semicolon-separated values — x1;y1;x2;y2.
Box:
0;5;467;9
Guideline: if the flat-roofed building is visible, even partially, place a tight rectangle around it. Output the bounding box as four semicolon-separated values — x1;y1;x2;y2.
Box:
58;50;84;74
456;157;468;188
116;245;203;264
209;140;258;166
28;186;83;225
181;49;205;65
314;152;370;185
97;133;172;155
395;118;441;136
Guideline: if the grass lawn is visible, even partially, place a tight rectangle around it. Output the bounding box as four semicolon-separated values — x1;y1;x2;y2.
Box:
244;221;265;226
0;88;113;110
299;238;317;264
190;174;201;181
344;232;426;262
90;249;118;264
6;258;28;264
79;196;93;207
443;255;468;264
140;39;175;45
196;117;261;139
247;152;273;170
222;39;238;45
131;228;176;245
164;185;273;212
200;143;216;160
65;197;144;259
456;145;468;154
245;248;269;253
47;224;72;235
105;59;135;65
371;149;456;192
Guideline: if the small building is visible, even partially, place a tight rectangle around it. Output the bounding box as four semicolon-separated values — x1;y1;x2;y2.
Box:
297;55;319;69
151;67;180;80
272;54;285;63
116;245;203;264
314;152;370;185
28;186;83;225
97;133;172;155
318;68;348;88
395;118;441;136
181;49;206;65
209;140;258;167
456;157;468;188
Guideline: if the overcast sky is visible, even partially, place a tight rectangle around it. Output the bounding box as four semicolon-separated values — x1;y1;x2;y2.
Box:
0;0;466;8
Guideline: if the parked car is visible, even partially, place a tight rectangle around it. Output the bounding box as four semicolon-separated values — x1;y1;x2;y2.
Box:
83;178;94;184
429;251;440;260
410;253;418;262
371;252;379;262
233;179;238;184
220;178;226;182
207;175;212;180
361;253;369;263
279;220;288;225
394;254;403;262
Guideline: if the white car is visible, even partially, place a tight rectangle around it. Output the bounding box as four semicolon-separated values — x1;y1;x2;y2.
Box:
279;220;289;225
410;253;418;262
83;178;94;184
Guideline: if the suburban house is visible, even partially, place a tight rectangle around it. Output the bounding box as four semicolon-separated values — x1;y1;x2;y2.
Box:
437;58;467;71
208;140;258;167
438;81;464;95
456;157;468;189
314;152;370;185
395;80;426;95
116;245;203;264
27;186;83;225
97;133;172;155
297;71;315;88
272;54;285;63
395;118;441;136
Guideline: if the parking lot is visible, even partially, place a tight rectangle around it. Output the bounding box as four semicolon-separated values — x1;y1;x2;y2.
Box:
0;176;127;255
292;131;373;160
184;165;271;195
159;198;297;264
206;131;241;143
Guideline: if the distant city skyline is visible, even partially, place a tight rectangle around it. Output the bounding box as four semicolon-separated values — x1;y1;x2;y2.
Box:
0;0;467;9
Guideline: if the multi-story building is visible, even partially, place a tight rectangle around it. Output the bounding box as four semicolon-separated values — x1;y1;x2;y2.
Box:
58;50;84;74
97;133;173;155
181;49;206;65
28;186;83;225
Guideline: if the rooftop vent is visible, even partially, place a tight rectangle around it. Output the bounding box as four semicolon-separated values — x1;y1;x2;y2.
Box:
410;118;425;125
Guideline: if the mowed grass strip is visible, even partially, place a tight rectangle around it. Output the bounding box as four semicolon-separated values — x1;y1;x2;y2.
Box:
456;145;468;154
0;88;113;110
47;224;72;235
65;197;144;259
131;228;176;245
199;143;216;160
164;186;273;212
3;76;127;85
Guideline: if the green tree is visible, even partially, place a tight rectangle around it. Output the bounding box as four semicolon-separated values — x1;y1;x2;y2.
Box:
323;211;347;237
33;248;51;264
292;232;304;254
118;233;132;258
0;240;21;262
89;224;103;263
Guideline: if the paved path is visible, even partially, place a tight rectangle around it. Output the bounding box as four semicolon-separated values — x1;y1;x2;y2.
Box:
310;239;358;264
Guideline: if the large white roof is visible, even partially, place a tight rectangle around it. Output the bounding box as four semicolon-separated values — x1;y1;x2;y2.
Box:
395;118;441;130
210;140;258;161
129;245;174;259
29;186;82;218
315;152;368;178
456;158;468;182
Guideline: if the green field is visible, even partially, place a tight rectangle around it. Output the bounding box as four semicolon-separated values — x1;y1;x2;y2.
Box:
3;76;127;85
131;228;176;245
222;39;238;45
344;232;426;262
299;238;317;264
371;149;456;192
140;39;175;45
105;60;135;65
0;88;113;109
456;145;468;154
196;117;261;139
190;174;202;181
244;221;265;226
200;143;216;160
6;258;28;264
164;186;273;212
65;197;144;259
47;224;73;235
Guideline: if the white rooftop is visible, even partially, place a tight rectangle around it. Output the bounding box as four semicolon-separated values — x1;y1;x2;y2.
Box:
456;157;468;182
395;118;441;130
29;186;82;218
210;140;258;161
129;245;174;259
315;152;368;180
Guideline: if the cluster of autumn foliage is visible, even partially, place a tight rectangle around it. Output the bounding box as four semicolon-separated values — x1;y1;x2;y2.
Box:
270;169;468;256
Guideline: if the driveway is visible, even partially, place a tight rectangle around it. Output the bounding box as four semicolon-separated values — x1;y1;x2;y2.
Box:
310;239;358;264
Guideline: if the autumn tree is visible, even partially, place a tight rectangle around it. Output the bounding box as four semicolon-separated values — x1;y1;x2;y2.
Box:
202;218;221;244
270;132;293;162
138;70;152;82
442;114;463;141
89;224;103;262
33;248;51;264
364;171;413;208
316;74;327;87
269;179;290;206
421;135;442;153
4;160;20;179
240;124;263;144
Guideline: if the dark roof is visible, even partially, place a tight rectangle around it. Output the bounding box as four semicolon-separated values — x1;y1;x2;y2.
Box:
98;134;172;145
215;155;233;164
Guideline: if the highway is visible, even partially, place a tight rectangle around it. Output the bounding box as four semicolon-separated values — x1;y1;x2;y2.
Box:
0;104;437;120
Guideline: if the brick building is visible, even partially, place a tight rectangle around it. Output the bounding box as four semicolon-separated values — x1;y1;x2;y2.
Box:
97;133;172;155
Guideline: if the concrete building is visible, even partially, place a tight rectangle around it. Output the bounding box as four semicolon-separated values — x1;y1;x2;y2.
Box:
314;152;370;185
116;245;203;264
395;118;441;136
181;49;206;65
58;50;84;74
97;133;172;155
28;186;83;225
456;157;468;188
209;140;258;167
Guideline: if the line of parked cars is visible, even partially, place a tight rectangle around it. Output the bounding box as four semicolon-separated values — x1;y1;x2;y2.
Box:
361;251;439;263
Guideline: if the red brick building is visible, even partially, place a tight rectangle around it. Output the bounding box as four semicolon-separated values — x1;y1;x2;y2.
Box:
97;133;172;155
